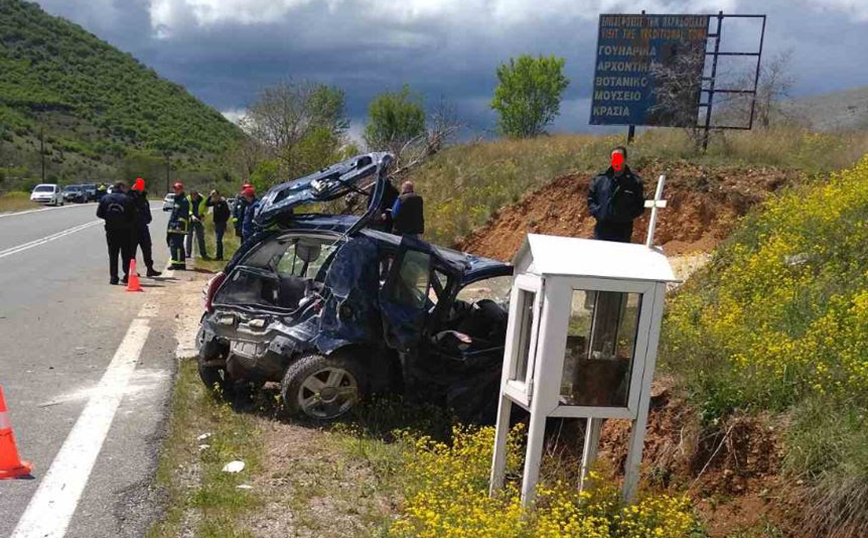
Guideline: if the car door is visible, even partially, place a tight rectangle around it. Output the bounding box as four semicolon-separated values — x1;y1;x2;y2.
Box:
379;239;440;353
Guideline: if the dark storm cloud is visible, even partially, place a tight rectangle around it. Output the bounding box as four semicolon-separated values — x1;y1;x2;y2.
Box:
33;0;868;136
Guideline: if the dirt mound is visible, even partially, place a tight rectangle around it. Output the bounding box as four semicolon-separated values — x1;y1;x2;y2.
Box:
455;161;801;260
597;383;798;537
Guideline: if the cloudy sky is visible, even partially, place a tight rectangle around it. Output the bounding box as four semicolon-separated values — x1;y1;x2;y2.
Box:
33;0;868;137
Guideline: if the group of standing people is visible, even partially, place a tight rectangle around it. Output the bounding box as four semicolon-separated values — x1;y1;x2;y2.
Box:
166;181;260;271
95;178;161;285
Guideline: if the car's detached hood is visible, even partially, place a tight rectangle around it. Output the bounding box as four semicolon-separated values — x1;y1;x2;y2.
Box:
254;152;394;229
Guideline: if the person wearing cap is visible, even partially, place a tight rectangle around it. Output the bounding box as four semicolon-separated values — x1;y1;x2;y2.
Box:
587;146;645;243
96;181;136;285
391;180;424;238
232;183;253;238
241;185;260;242
206;189;231;261
167;182;190;270
129;178;162;277
185;189;209;260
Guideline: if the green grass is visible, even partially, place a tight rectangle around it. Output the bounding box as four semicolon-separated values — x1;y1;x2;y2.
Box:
406;126;868;246
148;360;262;538
660;155;868;536
0;191;39;212
193;218;241;273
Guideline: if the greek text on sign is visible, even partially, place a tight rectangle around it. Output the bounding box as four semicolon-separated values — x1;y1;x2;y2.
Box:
590;14;709;127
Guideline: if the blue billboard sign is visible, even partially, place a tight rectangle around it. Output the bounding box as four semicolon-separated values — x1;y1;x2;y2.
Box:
590;14;710;127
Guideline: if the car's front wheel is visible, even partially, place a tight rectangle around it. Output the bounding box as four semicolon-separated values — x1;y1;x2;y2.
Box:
281;353;364;420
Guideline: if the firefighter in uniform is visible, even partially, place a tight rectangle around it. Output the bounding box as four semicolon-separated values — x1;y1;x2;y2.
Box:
232;183;253;238
185;189;209;259
167;182;190;270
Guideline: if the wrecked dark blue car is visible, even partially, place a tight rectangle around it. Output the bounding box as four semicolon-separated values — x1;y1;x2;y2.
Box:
197;153;513;420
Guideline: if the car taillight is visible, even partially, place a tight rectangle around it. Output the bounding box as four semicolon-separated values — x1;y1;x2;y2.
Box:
204;272;226;313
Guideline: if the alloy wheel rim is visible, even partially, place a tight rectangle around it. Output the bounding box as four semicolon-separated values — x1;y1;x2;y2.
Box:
297;366;358;419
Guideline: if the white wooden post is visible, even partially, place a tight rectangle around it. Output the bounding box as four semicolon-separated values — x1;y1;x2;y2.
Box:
579;417;603;490
622;283;666;503
644;175;667;248
489;394;512;494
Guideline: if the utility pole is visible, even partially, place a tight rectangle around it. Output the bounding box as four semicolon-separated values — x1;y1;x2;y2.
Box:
40;127;46;183
164;151;171;193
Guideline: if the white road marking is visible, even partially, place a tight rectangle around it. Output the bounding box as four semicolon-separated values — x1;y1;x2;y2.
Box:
0;220;101;260
0;202;97;219
10;313;152;538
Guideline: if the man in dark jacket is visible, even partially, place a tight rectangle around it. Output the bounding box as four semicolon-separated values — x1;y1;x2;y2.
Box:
391;181;424;237
167;182;190;270
232;183;253;238
241;185;260;243
96;181;136;285
129;178;161;277
377;178;400;233
206;189;231;260
587;146;646;243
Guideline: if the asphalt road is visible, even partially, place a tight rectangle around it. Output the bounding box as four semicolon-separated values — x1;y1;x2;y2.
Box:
0;202;182;538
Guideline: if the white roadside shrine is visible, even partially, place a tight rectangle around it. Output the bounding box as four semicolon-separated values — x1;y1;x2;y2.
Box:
489;175;675;506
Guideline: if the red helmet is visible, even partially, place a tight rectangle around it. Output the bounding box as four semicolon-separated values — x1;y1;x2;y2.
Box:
173;182;184;191
241;185;255;197
132;178;145;192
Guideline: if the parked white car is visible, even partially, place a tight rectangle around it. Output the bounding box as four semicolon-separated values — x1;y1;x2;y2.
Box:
30;184;64;206
162;193;175;212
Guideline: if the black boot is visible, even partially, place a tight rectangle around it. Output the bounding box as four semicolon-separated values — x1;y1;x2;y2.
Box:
147;266;162;277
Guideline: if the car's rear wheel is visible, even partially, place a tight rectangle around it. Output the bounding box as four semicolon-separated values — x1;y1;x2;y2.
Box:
281;353;364;420
198;354;228;394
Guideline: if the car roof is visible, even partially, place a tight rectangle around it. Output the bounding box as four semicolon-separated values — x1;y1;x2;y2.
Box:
359;229;512;284
263;216;511;284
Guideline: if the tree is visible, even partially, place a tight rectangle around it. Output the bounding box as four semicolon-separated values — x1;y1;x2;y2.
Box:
718;50;794;129
648;43;707;147
363;85;426;159
244;80;349;178
490;55;569;138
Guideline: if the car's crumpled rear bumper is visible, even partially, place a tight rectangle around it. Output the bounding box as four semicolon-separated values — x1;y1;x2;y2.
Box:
199;312;312;382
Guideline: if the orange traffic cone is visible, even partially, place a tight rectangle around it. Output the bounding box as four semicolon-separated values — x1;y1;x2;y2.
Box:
0;385;32;479
126;259;144;292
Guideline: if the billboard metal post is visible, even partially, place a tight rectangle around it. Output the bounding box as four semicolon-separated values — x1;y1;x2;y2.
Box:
698;13;767;149
701;12;724;151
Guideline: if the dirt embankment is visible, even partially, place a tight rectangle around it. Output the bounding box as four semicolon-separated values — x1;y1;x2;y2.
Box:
597;384;796;537
455;161;801;260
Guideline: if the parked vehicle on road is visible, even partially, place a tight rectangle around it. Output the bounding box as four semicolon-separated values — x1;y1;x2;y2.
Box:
30;184;64;206
63;184;88;203
82;183;98;202
196;153;513;421
162;193;175;211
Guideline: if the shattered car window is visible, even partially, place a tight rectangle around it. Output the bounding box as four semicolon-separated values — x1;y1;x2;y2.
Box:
390;250;432;309
456;275;513;307
275;238;338;278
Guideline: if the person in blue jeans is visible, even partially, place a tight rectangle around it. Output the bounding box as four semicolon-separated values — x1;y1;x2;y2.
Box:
206;190;231;261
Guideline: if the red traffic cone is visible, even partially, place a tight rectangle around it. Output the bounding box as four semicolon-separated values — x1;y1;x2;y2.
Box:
0;385;32;479
126;259;144;292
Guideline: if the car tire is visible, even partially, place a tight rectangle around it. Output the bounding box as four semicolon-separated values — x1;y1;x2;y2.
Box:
197;353;228;394
281;352;365;420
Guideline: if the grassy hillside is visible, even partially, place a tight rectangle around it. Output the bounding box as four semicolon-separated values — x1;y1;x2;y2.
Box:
661;156;868;536
0;0;241;190
406;127;868;247
785;86;868;131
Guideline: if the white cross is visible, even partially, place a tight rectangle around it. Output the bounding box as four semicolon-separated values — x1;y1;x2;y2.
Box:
644;174;667;248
